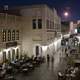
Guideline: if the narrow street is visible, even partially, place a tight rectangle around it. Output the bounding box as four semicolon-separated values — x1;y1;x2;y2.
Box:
0;1;80;80
15;49;67;80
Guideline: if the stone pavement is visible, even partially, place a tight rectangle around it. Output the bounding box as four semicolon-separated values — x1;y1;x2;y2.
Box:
15;63;57;80
15;49;67;80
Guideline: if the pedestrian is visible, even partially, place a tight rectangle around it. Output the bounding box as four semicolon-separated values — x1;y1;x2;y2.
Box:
65;48;67;53
47;54;50;67
51;55;54;68
47;54;50;63
51;56;54;63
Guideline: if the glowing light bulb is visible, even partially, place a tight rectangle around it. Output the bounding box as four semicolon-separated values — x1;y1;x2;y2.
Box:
64;12;69;17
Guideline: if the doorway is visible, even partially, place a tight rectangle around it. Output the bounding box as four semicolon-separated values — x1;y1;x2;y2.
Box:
36;46;39;57
12;49;15;61
8;51;11;62
16;49;19;59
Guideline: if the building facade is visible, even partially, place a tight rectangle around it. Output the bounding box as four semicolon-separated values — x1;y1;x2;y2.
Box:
19;5;61;57
0;13;22;63
61;21;70;35
0;4;61;63
70;20;80;34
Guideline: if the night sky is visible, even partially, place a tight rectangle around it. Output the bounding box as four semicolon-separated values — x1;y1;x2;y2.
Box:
0;0;80;21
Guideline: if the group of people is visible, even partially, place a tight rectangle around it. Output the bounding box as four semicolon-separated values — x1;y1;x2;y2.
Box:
58;65;80;80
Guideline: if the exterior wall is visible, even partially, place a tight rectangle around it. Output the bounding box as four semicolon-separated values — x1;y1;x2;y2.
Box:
20;5;50;57
0;13;22;63
61;21;70;35
53;9;61;37
0;5;61;63
20;5;61;57
70;21;79;34
70;22;74;34
45;6;55;44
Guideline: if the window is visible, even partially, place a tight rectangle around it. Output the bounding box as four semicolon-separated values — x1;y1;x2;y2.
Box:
50;21;52;29
38;19;42;29
46;20;49;29
8;30;11;41
3;52;6;62
16;30;19;40
52;22;54;29
2;29;6;42
12;30;15;40
32;19;36;29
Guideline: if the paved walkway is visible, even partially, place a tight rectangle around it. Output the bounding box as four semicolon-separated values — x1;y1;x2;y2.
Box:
15;63;57;80
15;49;67;80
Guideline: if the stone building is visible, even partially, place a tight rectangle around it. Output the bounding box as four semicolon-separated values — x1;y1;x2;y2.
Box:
0;4;61;63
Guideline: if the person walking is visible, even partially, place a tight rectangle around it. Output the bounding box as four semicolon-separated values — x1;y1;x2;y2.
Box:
51;56;54;63
47;54;50;67
51;55;54;69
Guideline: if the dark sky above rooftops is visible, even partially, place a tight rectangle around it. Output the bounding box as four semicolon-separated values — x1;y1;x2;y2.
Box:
0;0;80;21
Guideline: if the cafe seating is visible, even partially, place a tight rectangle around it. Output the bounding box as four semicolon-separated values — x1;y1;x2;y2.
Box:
0;56;45;77
4;74;16;80
58;71;65;80
20;64;29;73
63;65;80;80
